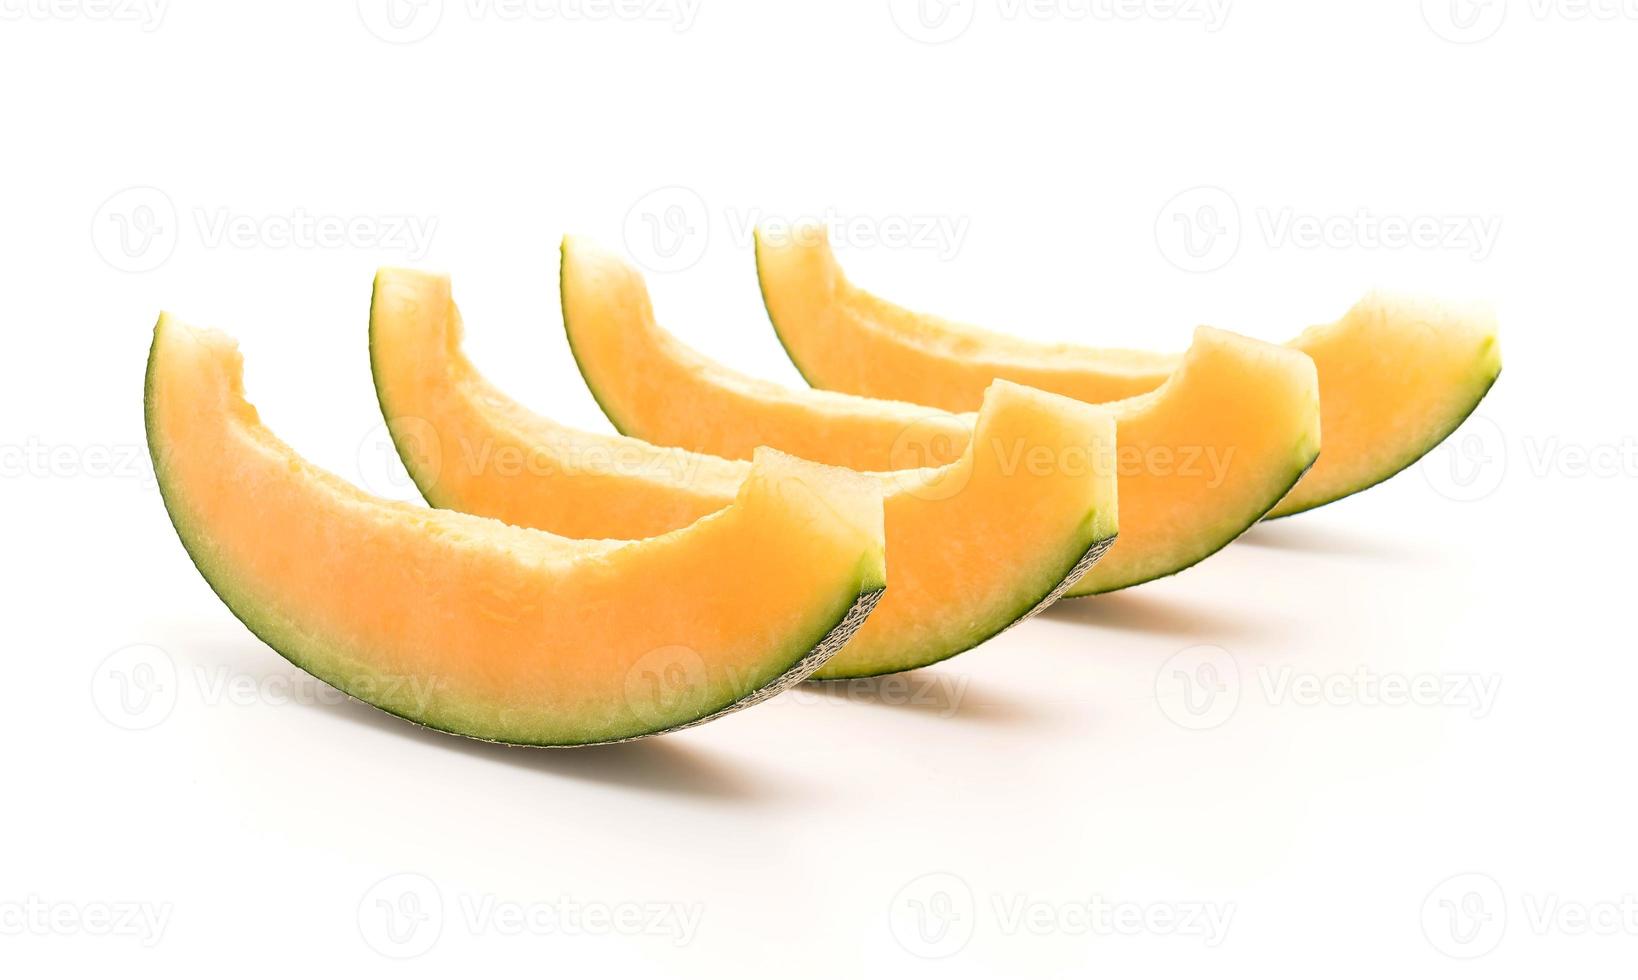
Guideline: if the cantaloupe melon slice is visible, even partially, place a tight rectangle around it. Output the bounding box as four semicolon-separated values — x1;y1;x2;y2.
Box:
755;225;1502;517
145;315;888;745
560;237;1320;595
370;268;1118;678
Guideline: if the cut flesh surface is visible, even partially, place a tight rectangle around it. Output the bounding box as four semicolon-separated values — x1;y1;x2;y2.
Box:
371;268;1119;677
756;225;1501;517
560;237;1321;595
146;315;887;745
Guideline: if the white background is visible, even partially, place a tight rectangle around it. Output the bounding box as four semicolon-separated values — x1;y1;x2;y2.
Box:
2;0;1634;975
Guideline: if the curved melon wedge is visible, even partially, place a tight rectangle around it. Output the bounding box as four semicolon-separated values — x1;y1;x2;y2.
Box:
371;268;1118;678
145;315;887;745
755;225;1501;517
560;237;1320;595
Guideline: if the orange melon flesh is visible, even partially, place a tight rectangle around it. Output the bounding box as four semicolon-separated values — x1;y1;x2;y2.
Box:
371;268;1119;677
146;316;887;745
755;225;1502;517
560;237;1320;595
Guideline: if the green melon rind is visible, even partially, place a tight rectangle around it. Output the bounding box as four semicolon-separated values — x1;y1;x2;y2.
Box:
758;238;1501;524
750;289;1322;598
1066;444;1317;597
367;273;467;515
559;247;643;441
755;236;825;392
816;527;1119;679
752;248;1323;596
150;315;884;746
551;257;1123;676
812;522;1116;680
369;283;911;687
1265;353;1501;519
